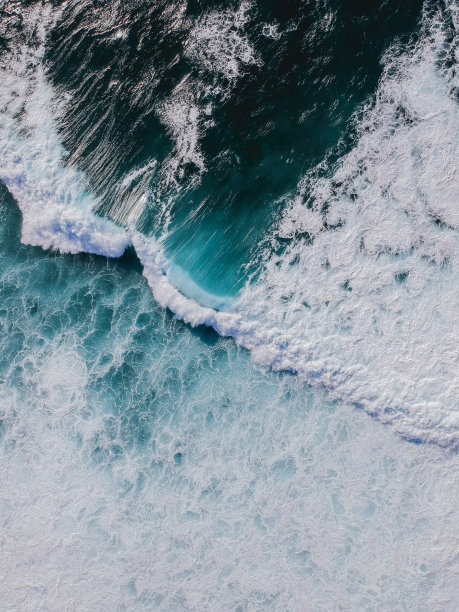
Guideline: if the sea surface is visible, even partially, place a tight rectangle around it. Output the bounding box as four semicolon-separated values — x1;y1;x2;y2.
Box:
0;0;458;609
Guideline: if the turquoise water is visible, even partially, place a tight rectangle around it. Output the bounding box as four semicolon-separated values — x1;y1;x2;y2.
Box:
1;183;458;609
0;0;458;609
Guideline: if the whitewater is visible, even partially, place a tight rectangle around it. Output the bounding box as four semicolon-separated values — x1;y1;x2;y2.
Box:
0;0;458;609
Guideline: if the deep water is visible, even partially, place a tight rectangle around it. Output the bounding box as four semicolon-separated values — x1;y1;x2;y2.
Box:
44;0;424;295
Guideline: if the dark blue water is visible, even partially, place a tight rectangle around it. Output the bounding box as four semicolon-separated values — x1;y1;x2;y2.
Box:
43;0;423;295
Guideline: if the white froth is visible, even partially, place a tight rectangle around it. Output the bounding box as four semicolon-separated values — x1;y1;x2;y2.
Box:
0;4;129;257
156;83;206;191
262;23;282;41
230;4;459;448
184;1;258;80
133;233;223;326
0;244;458;610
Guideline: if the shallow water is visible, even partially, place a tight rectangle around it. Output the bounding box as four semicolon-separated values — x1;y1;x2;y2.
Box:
1;184;458;609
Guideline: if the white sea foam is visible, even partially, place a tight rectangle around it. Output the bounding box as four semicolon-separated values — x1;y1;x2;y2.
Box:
120;160;158;189
0;4;129;256
184;1;258;80
156;82;207;191
262;23;282;41
1;274;458;609
133;233;227;324
142;1;459;448
0;201;457;609
108;160;158;226
229;3;459;448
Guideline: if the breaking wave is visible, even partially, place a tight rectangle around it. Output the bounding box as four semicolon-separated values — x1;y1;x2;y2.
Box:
0;0;458;449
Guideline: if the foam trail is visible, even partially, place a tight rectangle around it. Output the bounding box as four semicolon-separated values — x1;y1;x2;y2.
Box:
156;82;206;191
184;1;258;80
0;3;129;257
106;160;158;227
155;1;258;194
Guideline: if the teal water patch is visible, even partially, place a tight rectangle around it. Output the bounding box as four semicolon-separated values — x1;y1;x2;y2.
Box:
1;185;458;609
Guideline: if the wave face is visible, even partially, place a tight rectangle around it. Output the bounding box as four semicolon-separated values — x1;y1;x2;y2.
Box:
41;0;427;295
0;1;458;608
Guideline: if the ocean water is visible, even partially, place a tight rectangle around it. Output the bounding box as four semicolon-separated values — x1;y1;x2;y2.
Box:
0;0;458;610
